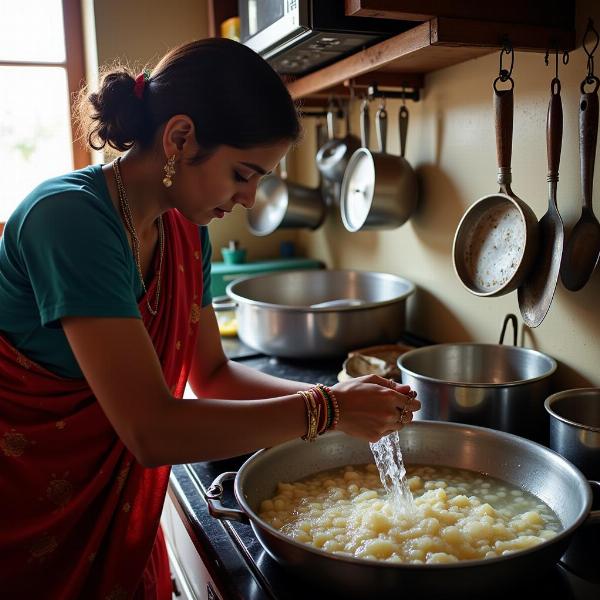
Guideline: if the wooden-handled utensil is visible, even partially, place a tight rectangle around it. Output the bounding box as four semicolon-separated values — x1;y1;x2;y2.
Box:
560;78;600;291
453;81;539;296
518;77;565;326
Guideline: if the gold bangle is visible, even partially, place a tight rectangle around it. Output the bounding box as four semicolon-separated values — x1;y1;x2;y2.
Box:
299;390;318;442
312;386;331;434
298;391;313;441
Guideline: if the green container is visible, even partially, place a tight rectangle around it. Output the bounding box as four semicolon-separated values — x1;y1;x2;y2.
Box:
210;258;324;298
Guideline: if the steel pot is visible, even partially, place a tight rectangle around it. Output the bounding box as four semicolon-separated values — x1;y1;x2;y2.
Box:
545;387;600;479
544;388;600;580
340;99;417;232
316;104;360;204
247;154;325;236
226;269;415;358
397;336;557;442
205;423;594;597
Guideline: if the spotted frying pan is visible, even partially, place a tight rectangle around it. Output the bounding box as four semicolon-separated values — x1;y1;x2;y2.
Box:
453;82;539;297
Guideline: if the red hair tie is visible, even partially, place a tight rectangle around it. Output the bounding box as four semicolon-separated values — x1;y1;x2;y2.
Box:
133;72;147;100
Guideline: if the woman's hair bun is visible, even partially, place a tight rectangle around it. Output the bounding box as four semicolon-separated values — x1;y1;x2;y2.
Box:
77;39;300;156
81;68;147;152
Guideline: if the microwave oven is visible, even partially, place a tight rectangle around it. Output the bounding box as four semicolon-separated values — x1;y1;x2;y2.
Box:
238;0;415;75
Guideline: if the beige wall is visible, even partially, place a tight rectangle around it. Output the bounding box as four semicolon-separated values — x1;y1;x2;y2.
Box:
93;0;208;70
293;0;600;389
91;0;292;261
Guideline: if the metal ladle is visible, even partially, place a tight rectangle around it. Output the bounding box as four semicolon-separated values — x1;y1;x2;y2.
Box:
517;76;565;327
560;77;600;290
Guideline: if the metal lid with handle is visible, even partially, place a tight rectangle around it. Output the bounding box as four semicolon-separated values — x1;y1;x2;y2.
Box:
340;97;417;232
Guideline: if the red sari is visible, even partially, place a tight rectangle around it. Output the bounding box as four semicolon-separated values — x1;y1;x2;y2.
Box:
0;209;203;599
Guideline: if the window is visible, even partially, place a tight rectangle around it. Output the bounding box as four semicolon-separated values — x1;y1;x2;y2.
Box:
0;0;88;224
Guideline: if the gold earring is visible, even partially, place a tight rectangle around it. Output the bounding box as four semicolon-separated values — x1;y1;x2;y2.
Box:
162;155;176;188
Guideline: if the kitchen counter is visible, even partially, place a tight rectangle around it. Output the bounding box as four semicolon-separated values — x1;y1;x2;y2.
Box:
167;337;600;600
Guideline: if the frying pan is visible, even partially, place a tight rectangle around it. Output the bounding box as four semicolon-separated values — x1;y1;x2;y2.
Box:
517;78;565;327
453;83;539;296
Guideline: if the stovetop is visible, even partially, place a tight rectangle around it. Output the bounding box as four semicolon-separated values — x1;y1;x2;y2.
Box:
169;337;600;600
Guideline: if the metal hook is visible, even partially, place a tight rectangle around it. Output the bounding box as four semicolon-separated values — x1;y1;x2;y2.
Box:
583;18;599;60
498;38;514;82
554;48;559;80
348;80;356;103
583;18;599;84
545;46;565;87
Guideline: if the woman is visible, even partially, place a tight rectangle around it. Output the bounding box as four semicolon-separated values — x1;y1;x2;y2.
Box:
0;39;419;598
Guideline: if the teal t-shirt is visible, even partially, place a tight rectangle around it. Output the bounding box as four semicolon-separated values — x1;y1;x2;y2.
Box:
0;164;212;379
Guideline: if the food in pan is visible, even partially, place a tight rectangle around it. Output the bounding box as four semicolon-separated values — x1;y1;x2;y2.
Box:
259;463;561;564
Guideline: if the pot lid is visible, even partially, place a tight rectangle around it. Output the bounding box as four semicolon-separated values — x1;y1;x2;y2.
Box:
340;148;375;232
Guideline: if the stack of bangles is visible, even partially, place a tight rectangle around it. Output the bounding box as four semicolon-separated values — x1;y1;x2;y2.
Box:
297;383;340;442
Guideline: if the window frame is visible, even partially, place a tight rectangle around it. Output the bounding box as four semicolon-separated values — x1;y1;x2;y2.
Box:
0;0;89;231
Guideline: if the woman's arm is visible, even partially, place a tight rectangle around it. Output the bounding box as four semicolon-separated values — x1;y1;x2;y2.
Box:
187;304;314;399
63;313;419;467
62;315;307;465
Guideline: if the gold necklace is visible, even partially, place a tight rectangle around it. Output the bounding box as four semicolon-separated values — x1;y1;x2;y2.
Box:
112;157;165;316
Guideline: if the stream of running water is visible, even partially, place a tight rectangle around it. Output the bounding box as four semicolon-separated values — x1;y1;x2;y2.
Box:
370;431;415;516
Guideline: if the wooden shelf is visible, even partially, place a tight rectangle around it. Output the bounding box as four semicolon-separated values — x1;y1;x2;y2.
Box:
287;17;575;100
345;0;573;29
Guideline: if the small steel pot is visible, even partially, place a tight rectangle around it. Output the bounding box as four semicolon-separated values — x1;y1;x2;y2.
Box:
544;388;600;580
226;269;415;358
397;341;557;442
247;154;325;236
545;387;600;479
340;99;417;232
315;105;360;200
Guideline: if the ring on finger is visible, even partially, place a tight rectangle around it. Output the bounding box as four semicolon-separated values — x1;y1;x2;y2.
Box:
400;407;411;424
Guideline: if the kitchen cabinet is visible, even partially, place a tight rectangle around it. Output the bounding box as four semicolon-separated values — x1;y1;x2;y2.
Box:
162;491;224;600
207;1;575;100
345;0;572;27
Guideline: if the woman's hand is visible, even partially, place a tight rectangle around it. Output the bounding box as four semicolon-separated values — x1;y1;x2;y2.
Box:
332;375;421;442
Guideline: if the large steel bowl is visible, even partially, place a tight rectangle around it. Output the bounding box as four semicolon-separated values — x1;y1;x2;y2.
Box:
206;423;593;597
397;343;557;442
226;269;415;358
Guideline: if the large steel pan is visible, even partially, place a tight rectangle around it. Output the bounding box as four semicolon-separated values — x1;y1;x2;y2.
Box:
206;422;593;598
